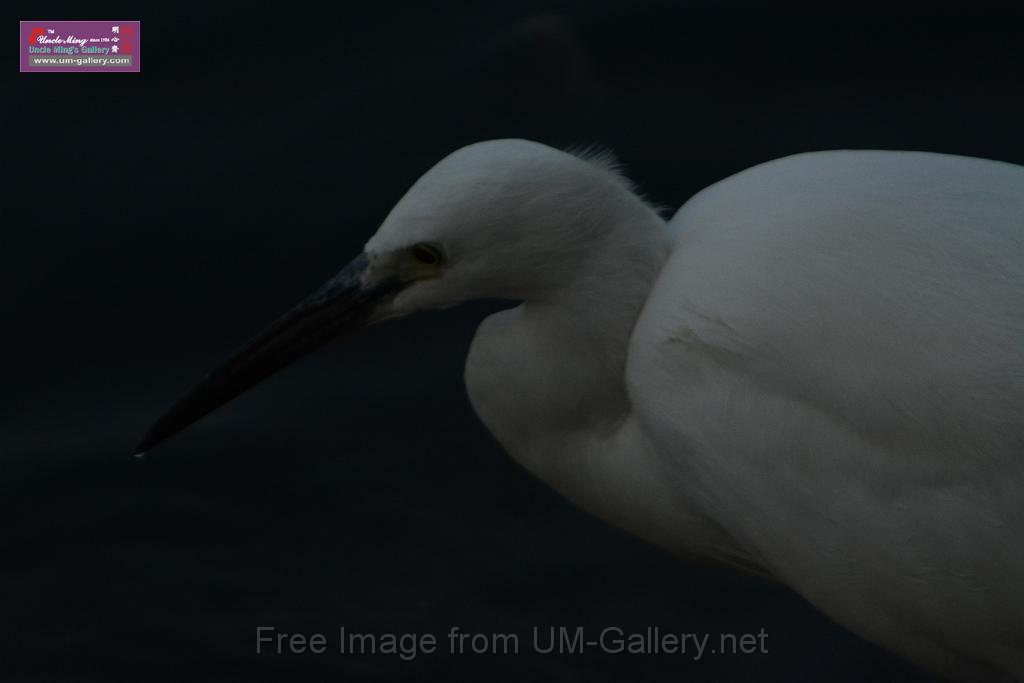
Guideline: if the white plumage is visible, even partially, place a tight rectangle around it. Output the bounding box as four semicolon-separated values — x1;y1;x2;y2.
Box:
629;150;1024;680
139;139;1024;680
370;141;1023;680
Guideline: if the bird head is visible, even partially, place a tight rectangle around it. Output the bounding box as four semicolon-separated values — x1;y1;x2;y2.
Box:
134;139;644;455
367;138;637;312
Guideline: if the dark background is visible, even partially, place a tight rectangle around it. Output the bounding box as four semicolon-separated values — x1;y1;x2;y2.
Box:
4;1;1022;680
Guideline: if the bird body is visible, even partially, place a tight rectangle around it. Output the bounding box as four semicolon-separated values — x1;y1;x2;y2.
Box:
462;148;1024;680
631;151;1024;681
138;141;1024;680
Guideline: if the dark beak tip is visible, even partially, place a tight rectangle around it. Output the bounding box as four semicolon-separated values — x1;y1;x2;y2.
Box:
131;434;154;458
132;427;164;459
132;252;380;455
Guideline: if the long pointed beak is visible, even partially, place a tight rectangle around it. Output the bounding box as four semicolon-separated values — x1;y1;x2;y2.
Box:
133;253;400;456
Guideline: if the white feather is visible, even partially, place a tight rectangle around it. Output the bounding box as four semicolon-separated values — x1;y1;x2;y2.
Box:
364;140;1024;680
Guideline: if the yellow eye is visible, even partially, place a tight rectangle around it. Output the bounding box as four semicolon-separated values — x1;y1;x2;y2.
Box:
411;243;443;266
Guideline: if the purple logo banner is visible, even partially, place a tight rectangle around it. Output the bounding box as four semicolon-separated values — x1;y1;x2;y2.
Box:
20;20;141;72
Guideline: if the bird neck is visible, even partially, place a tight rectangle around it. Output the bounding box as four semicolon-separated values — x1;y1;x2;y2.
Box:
466;208;768;572
466;203;673;462
534;200;674;417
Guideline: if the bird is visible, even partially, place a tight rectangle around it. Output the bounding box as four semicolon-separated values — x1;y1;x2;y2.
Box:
135;140;1024;681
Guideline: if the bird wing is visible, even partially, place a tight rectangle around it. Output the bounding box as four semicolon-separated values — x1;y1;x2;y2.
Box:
626;150;1024;674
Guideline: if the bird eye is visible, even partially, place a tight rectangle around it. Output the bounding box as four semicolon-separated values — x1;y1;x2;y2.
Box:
411;243;443;266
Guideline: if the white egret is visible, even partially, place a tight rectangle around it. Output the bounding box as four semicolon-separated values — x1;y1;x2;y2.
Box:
136;140;1024;680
